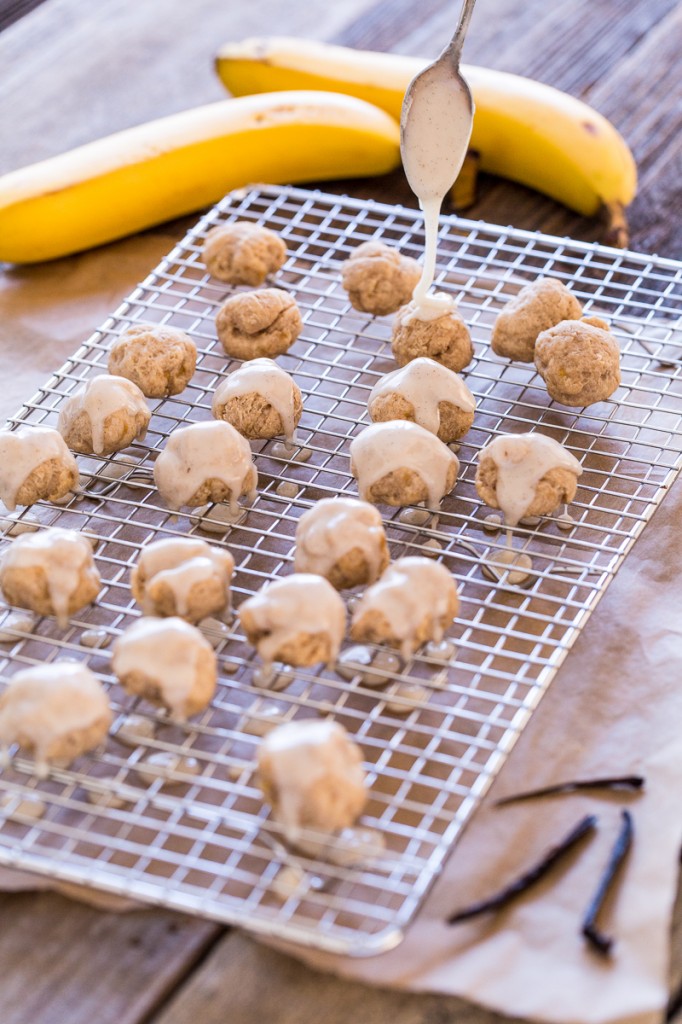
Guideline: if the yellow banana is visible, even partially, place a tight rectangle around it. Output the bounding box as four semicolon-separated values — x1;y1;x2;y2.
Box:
0;90;400;264
216;37;637;221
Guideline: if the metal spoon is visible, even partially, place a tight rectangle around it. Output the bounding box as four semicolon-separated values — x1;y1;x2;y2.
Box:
400;0;478;306
400;0;478;185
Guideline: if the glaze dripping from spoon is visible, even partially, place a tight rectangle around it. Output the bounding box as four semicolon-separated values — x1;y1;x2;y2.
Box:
400;0;477;320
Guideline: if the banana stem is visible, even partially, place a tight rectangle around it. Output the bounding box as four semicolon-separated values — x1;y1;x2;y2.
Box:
602;202;630;249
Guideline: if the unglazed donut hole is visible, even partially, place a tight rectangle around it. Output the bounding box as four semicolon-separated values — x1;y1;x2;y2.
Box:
108;323;197;398
341;241;421;316
215;289;302;360
202;222;287;286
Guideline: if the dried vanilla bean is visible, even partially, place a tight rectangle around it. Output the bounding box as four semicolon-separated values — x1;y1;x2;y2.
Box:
582;809;633;956
495;775;644;807
447;813;597;925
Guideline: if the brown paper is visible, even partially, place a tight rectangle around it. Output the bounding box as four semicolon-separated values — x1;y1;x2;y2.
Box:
264;484;682;1024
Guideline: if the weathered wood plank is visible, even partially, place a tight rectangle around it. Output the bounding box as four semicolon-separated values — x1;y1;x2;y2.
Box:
0;0;46;33
0;890;220;1024
148;931;525;1024
0;4;679;1024
0;0;376;172
586;3;682;257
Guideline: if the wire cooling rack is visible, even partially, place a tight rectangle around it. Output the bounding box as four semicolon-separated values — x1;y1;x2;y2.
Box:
0;184;681;955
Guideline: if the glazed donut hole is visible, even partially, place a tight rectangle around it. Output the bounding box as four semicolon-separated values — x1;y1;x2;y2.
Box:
293;497;390;590
57;374;150;457
0;527;101;627
367;358;476;443
131;536;235;623
350;557;460;659
257;719;368;844
238;574;346;669
111;617;217;722
0;425;78;512
212;359;302;444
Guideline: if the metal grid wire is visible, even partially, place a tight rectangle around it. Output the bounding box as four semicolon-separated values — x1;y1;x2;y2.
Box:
0;183;681;955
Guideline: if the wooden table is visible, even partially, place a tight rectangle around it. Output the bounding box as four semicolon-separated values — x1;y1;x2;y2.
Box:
0;2;681;1022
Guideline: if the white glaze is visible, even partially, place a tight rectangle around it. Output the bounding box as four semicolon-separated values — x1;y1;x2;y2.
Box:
424;638;456;662
258;719;365;842
111;616;215;721
325;826;386;866
0;425;78;512
483;548;534;586
212;358;300;444
423;538;443;555
239;574;346;669
398;507;432;527
243;702;287;737
192;503;246;534
483;512;503;532
336;644;373;681
276;481;299;499
336;645;399;687
87;789;126;809
352;556;458;659
386;682;430;715
135;751;200;787
402;60;473;318
294;497;387;585
253;666;294;692
153;420;257;513
270;442;312;462
0;793;47;820
0;527;99;626
272;864;306;900
401;292;456;324
0;611;37;641
198;616;232;648
371;649;402;679
2;512;40;537
369;357;475;438
480;432;583;526
114;713;157;747
135;537;234;617
81;628;110;649
58;374;149;455
350;421;458;510
0;661;111;775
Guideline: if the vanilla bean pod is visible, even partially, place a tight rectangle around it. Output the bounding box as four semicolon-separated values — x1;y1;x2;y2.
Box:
447;813;597;925
582;809;633;956
494;775;644;807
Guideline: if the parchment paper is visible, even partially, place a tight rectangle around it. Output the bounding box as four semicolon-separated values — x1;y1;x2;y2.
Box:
1;236;681;1024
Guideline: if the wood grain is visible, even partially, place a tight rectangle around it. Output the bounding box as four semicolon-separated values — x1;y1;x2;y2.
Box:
148;932;525;1024
0;1;680;1023
0;0;46;32
0;0;376;172
0;891;219;1024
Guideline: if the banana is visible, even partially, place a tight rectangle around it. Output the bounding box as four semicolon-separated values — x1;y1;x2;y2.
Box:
216;37;637;222
0;90;400;264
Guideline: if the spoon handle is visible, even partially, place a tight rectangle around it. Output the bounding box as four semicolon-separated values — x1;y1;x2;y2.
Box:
445;0;477;63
